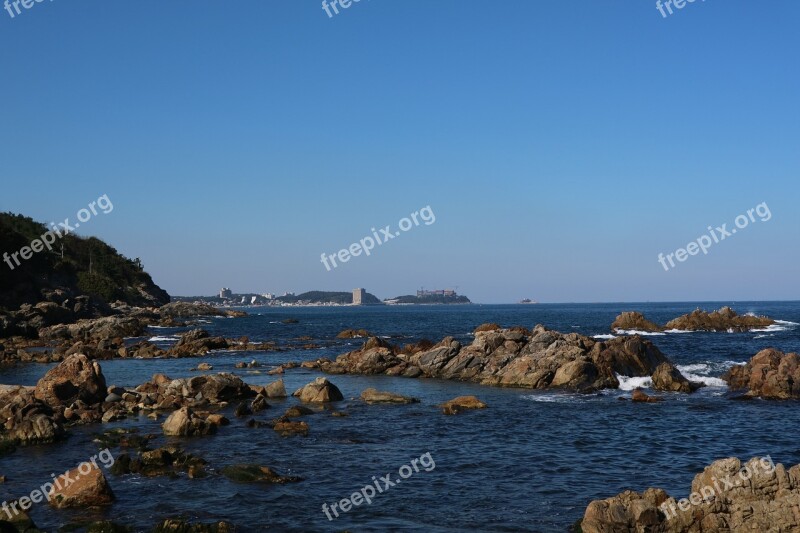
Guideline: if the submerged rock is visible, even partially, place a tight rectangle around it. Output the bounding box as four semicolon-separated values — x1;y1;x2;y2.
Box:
153;519;236;532
440;396;487;415
221;464;302;484
360;388;420;405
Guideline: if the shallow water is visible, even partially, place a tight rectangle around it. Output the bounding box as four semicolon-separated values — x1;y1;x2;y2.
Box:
1;302;799;532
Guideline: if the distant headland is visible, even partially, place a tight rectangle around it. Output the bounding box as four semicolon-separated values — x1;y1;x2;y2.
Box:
174;288;472;307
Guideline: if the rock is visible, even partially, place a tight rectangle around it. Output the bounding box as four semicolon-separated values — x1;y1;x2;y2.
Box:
49;463;115;509
283;406;314;418
206;414;229;426
251;395;270;413
281;318;299;324
631;388;662;403
162;407;217;437
317;325;687;395
337;328;372;338
264;379;287;398
267;366;284;375
158;302;225;318
440;396;487;415
292;377;343;403
665;306;774;332
34;353;107;407
473;323;501;333
581;456;797;533
169;330;228;357
611;311;663;332
652;363;703;393
221;464;302;484
272;419;310;436
722;348;800;399
39;316;145;343
360;388;420;404
195;363;213;371
153;519;235;532
105;393;123;403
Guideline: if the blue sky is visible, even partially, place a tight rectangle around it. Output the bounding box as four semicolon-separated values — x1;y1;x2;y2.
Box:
1;0;798;303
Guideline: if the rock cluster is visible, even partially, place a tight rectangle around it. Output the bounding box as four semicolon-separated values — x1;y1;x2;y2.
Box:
314;326;698;393
723;348;800;399
611;307;775;333
581;456;799;533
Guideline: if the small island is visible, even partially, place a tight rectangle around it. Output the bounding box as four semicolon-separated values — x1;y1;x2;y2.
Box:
384;289;471;305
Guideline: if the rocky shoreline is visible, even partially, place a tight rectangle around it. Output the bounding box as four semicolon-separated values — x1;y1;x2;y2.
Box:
2;300;799;531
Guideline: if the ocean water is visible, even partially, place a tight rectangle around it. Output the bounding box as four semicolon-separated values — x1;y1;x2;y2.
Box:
1;302;799;532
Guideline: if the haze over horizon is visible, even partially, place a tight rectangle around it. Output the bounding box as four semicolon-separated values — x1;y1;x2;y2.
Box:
2;1;798;304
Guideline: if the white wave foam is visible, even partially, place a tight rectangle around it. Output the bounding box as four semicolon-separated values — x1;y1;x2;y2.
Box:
148;336;179;342
614;329;666;336
663;329;695;334
616;375;653;391
752;320;799;333
593;334;617;340
520;394;585;404
754;334;774;339
677;363;709;373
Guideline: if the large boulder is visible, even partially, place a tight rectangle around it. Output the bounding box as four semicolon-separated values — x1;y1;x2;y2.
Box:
652;363;703;393
581;456;796;533
611;311;663;332
293;377;343;403
49;463;115;509
34;354;107;407
723;348;800;399
159;302;225;318
162;407;217;437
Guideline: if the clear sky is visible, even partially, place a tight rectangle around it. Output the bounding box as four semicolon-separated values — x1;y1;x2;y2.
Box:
1;1;798;303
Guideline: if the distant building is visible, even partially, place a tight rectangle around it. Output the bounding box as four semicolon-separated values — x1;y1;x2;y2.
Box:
220;288;232;299
416;289;456;297
353;288;367;305
262;293;275;300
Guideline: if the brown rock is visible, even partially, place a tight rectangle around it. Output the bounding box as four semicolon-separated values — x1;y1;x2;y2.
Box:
652;363;702;393
440;395;487;415
361;388;420;404
631;388;662;403
292;377;343;403
611;311;663;332
34;353;107;407
722;348;800;399
162;407;217;436
49;463;115;509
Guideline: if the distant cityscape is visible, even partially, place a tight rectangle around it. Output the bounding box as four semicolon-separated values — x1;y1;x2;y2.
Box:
173;288;477;307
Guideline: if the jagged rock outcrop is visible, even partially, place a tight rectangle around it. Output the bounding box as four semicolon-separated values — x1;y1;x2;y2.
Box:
665;306;774;332
162;407;217;437
168;329;229;357
316;325;696;394
581;456;796;533
611;311;664;332
34;353;107;406
723;348;800;399
652;363;703;393
39;316;145;343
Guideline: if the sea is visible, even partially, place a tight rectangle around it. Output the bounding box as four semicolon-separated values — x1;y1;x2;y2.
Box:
1;301;799;532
